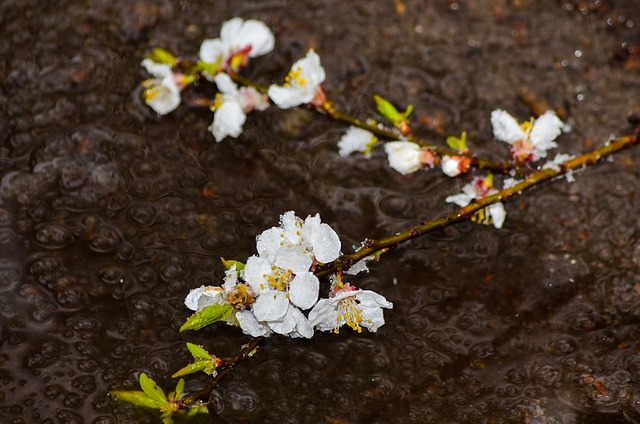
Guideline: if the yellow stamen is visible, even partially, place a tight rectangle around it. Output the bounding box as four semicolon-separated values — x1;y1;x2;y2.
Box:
283;66;306;88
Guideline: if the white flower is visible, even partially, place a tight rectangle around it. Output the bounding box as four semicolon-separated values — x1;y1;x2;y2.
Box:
445;177;506;229
338;127;377;158
140;58;181;115
309;282;393;333
199;17;275;75
241;211;341;338
209;73;269;142
184;265;267;336
384;141;436;175
268;49;326;109
441;155;471;177
255;211;341;265
491;109;565;162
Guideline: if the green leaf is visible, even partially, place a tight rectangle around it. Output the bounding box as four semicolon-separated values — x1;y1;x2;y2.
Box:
149;48;177;65
374;95;413;125
180;303;234;332
374;95;403;124
161;410;175;424
109;390;166;410
171;361;209;378
139;373;167;404
186;342;211;360
188;404;210;416
446;131;467;153
197;60;220;77
221;257;245;272
174;379;185;399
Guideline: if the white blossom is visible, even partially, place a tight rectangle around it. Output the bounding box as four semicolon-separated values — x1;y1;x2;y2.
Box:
209;73;269;142
491;109;565;162
140;58;181;115
445;177;506;229
441;155;470;177
185;265;258;332
242;211;341;338
309;282;393;333
268;49;326;109
199;17;275;76
338;127;377;158
384;141;422;175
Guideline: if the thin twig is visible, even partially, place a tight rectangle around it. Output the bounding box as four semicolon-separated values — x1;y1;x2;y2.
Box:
182;337;265;406
316;129;640;278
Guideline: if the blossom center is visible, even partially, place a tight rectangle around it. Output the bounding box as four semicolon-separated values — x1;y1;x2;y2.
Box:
226;283;255;308
142;80;161;101
336;296;364;333
227;45;252;71
284;66;306;87
263;266;293;292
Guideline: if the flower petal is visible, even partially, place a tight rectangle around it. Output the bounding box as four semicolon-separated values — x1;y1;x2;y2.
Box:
210;101;246;142
214;72;239;95
184;286;224;311
236;310;272;337
280;210;301;244
199;38;226;64
488;202;506;229
269;85;312;109
252;290;289;321
530;111;563;154
384;141;422;175
289;272;319;310
237;19;275;57
275;244;312;274
304;220;341;263
491;109;525;144
308;298;340;331
256;227;285;263
243;255;272;294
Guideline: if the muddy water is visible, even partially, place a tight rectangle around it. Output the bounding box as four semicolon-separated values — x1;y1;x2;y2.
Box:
2;1;640;423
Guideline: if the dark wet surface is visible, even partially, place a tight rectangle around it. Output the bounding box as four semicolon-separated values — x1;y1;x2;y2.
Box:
2;1;640;423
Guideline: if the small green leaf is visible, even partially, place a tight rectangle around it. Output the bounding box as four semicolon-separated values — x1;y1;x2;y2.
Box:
180;303;234;332
186;342;211;360
402;104;414;119
221;257;245;272
374;95;413;126
109;390;166;410
374;95;403;124
174;379;185;399
161;410;175;424
149;48;177;65
446;131;467;153
171;361;209;378
139;373;167;404
197;60;220;77
188;404;210;416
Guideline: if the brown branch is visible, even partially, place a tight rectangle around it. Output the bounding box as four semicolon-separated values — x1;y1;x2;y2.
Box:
182;337;265;406
316;129;640;278
226;71;515;175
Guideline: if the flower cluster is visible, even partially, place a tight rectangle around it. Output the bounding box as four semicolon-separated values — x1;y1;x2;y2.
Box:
185;211;393;338
140;18;329;143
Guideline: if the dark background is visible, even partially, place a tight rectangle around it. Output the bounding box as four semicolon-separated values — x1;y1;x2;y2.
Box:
1;1;640;423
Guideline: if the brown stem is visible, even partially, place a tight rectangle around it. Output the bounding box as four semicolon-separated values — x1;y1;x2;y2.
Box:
182;337;265;406
226;71;516;175
316;130;640;278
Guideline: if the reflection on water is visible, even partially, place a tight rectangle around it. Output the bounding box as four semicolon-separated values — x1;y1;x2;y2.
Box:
1;0;640;423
